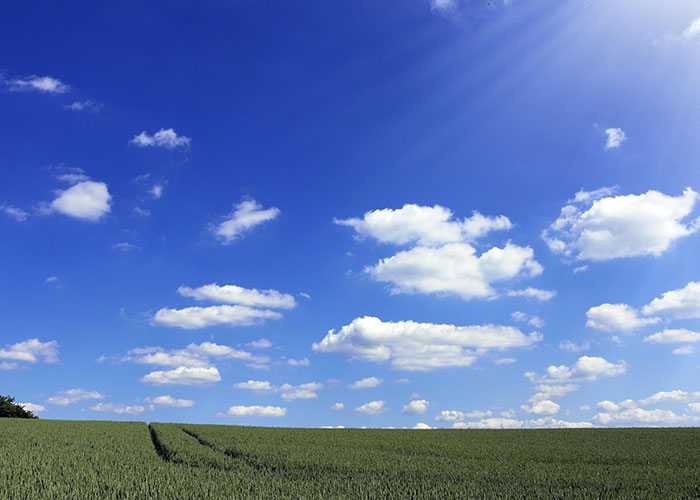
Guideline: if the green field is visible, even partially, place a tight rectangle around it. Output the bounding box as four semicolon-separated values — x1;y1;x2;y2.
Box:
2;419;700;499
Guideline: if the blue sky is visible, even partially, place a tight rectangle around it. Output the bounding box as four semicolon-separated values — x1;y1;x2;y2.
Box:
3;0;700;428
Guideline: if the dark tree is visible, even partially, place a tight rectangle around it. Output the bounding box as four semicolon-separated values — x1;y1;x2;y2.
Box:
0;395;38;418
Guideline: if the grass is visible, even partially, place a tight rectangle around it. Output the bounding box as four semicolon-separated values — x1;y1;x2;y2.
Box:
2;418;700;499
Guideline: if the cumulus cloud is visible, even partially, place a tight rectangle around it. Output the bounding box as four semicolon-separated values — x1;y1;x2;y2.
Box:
177;283;296;309
331;402;344;411
638;390;699;406
313;316;541;371
337;204;542;301
234;380;276;394
91;402;152;415
19;403;45;413
219;405;287;417
151;184;164;198
435;410;494;422
586;303;660;332
506;288;556;301
279;382;323;401
212;199;280;244
129;128;190;149
0;204;29;222
153;305;282;329
47;389;104;406
123;341;267;368
50;181;112;221
452;417;593;429
334;204;512;247
348;377;383;389
145;395;195;408
642;281;700;319
0;338;59;365
526;356;626;384
413;422;433;429
594;407;689;425
354;400;388;415
431;0;457;12
511;311;544;328
528;384;579;402
521;400;560;415
6;75;69;93
367;242;542;301
402;400;429;415
542;188;700;261
141;366;221;386
673;345;695;355
644;328;700;344
233;380;323;400
604;128;626;149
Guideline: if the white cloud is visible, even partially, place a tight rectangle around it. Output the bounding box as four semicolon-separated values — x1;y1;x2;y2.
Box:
287;357;310;367
354;400;388;415
146;395;195;408
232;380;323;400
644;328;700;344
673;345;695;355
233;380;276;394
7;75;69;93
0;204;29;222
683;16;700;40
689;403;700;413
521;400;560;415
413;422;433;429
367;242;542;301
529;384;579;402
507;288;556;301
348;377;383;389
129;128;190;149
141;366;221;386
594;408;689;425
313;316;541;371
394;378;411;384
123;341;266;368
511;311;544;328
220;405;287;417
526;356;626;384
56;167;90;184
91;402;152;415
604;128;626;149
337;204;541;302
51;181;112;221
402;400;429;415
248;338;273;349
18;403;45;413
151;184;164;198
177;283;296;309
0;339;59;364
46;276;59;283
642;281;700;319
331;402;345;411
0;362;19;370
47;389;104;406
638;390;696;406
435;410;493;422
586;303;660;332
63;101;102;112
543;188;700;261
334;204;511;247
559;340;589;352
113;242;140;252
431;0;457;13
153;305;281;329
493;357;516;365
452;417;593;429
213;199;280;244
279;382;323;401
